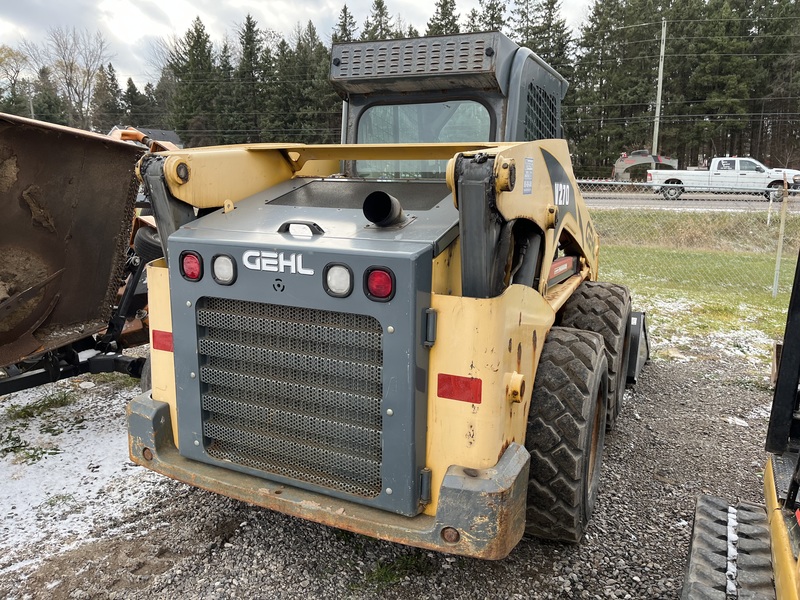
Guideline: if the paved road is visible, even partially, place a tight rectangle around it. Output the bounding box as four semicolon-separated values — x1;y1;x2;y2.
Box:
578;186;800;212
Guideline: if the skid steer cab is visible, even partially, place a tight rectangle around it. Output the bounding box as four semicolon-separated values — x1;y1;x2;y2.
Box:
128;32;648;559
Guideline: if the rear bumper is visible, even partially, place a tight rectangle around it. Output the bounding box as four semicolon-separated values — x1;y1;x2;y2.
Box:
127;392;530;559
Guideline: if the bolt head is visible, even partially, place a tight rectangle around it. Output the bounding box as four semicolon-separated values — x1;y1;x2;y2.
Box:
441;527;460;544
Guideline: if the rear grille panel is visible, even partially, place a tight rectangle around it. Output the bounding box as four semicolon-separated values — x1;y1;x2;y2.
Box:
197;297;384;498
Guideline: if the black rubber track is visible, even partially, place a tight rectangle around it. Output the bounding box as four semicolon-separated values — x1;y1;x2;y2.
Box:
525;327;608;543
559;281;631;431
133;226;164;264
680;495;775;599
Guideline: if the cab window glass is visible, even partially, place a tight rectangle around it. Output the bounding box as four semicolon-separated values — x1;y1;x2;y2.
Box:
356;100;491;178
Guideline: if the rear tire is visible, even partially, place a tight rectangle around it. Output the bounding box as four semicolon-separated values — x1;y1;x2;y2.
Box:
525;327;608;543
560;281;632;431
662;180;683;200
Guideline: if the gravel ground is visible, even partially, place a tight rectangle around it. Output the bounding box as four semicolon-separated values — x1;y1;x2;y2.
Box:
0;345;772;600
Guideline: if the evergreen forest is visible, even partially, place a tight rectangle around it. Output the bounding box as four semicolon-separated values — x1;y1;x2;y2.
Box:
0;0;797;178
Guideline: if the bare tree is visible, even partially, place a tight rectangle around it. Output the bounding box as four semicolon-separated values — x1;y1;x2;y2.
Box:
0;45;30;96
21;27;111;129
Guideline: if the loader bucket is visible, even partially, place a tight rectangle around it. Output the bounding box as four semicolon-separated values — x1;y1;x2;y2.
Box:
0;113;144;367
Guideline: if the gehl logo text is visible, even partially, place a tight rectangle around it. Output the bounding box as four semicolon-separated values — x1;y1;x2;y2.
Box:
242;250;314;275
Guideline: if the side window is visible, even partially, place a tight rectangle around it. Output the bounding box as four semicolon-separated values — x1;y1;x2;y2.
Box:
718;159;735;171
739;160;758;172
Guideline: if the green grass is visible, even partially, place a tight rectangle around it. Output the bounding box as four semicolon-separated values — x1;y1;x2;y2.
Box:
596;244;792;362
43;494;75;507
592;208;800;255
0;426;62;463
86;372;141;388
363;553;438;589
6;390;76;420
587;208;797;353
0;389;77;463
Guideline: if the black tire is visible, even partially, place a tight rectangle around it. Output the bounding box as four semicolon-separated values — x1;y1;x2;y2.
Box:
767;181;784;202
680;495;775;599
525;327;608;543
140;355;152;392
133;226;164;264
559;281;632;431
662;180;683;200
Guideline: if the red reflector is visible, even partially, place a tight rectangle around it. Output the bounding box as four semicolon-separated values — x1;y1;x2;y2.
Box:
367;269;393;299
437;374;482;404
182;252;202;280
152;330;174;352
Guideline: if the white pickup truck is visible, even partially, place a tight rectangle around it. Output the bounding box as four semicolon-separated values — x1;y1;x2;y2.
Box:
647;157;800;199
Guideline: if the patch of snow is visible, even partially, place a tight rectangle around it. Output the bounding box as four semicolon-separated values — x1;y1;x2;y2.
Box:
745;404;772;420
0;377;164;574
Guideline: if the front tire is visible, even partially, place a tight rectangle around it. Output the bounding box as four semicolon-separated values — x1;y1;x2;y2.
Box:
560;281;632;430
767;181;784;202
525;327;608;543
140;355;152;392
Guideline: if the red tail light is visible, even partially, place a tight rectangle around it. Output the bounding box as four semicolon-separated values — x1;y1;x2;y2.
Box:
180;251;203;281
365;267;395;301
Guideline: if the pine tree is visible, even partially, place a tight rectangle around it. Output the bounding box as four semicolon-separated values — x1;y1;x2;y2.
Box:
477;0;507;33
566;0;626;176
463;9;481;33
333;5;359;42
232;15;266;143
150;71;176;131
260;22;340;143
295;22;340;142
90;63;123;132
215;40;237;144
32;67;68;125
750;0;800;165
511;0;537;47
513;0;573;78
685;0;754;159
168;17;218;146
393;16;419;38
658;0;705;166
426;0;460;36
262;39;297;142
122;78;151;126
361;0;394;40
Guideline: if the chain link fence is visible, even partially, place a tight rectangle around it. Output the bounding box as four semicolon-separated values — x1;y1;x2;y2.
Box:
576;181;800;343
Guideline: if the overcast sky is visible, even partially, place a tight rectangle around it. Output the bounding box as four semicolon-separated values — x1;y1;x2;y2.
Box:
0;0;591;88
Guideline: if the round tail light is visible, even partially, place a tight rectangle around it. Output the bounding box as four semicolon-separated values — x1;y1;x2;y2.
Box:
180;251;203;281
365;267;395;301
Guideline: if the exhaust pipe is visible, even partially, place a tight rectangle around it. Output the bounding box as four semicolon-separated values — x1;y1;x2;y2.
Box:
363;191;406;227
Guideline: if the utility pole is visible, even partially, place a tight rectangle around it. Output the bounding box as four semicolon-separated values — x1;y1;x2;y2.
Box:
652;18;667;157
26;81;35;120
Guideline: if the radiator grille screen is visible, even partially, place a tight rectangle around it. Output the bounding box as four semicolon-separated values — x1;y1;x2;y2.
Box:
197;298;384;498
